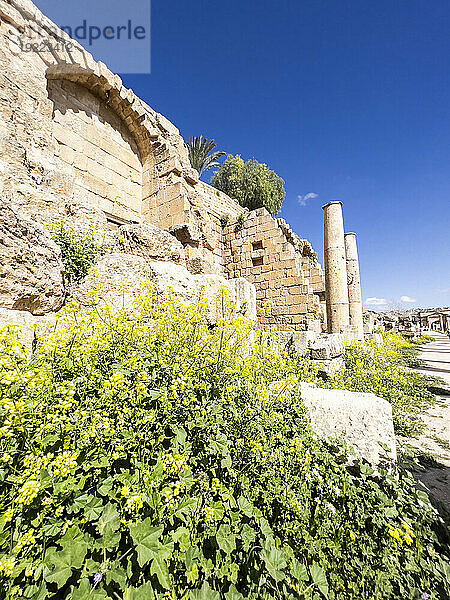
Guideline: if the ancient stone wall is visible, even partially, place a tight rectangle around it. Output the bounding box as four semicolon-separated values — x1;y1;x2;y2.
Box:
223;208;325;331
0;0;198;230
0;0;327;333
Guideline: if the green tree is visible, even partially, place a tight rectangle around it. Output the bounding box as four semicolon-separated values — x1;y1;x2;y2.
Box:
211;155;285;215
187;136;225;175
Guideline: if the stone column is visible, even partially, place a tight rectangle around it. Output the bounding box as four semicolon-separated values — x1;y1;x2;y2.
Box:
344;232;364;340
323;201;350;333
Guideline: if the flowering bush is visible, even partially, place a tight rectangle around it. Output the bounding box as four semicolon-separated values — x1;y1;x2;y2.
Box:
48;222;111;283
328;333;439;436
0;293;449;599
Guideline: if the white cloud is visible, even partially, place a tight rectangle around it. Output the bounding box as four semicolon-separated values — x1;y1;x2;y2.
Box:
400;296;416;303
365;297;388;306
298;192;318;207
436;288;450;294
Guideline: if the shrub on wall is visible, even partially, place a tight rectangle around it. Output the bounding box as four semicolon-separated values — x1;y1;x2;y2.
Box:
48;222;110;283
211;155;285;215
0;292;448;599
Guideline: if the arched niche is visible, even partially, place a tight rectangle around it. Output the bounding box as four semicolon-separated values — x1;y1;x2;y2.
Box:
46;64;158;224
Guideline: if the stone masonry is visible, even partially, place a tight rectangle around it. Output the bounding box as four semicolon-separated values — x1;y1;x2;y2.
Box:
0;0;363;338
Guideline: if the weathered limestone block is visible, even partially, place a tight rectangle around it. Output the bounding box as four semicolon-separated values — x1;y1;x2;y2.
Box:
365;333;383;345
312;356;344;377
115;223;184;263
267;330;319;355
309;333;344;360
169;223;203;247
301;382;397;465
186;257;215;275
0;198;65;314
74;253;257;323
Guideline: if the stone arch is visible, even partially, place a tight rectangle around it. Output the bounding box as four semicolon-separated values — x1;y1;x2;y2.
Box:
45;63;199;228
46;64;159;224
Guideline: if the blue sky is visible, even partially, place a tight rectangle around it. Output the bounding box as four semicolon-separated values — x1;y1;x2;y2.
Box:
37;0;449;309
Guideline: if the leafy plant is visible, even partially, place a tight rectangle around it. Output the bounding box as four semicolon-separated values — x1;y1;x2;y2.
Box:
211;155;285;215
327;333;440;435
0;295;448;599
188;136;226;176
48;221;110;283
219;215;229;228
234;214;246;232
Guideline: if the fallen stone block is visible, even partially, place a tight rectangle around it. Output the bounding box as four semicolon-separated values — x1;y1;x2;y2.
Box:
74;253;257;324
301;382;397;465
312;356;344;377
115;223;184;263
309;333;344;360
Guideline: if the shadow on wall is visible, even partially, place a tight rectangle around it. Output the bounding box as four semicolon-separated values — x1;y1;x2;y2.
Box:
46;77;144;222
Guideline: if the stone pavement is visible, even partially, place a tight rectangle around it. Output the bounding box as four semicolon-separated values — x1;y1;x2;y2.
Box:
400;332;450;512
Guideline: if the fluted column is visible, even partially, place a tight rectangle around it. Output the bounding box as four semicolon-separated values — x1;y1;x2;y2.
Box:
344;232;364;340
323;201;350;333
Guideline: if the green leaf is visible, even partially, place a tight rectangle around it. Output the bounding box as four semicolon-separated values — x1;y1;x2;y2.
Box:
70;494;93;514
129;518;163;567
106;565;127;589
237;496;254;518
259;517;273;539
217;524;236;555
45;541;88;587
261;544;287;583
225;585;244;600
291;558;309;583
175;497;199;519
98;477;114;496
311;562;329;598
97;502;120;535
42;522;60;537
124;582;155;600
240;524;256;551
30;582;47;600
70;579;107;600
84;496;104;522
150;552;171;589
210;501;224;520
209;433;229;455
190;581;220;600
95;528;121;550
171;527;191;552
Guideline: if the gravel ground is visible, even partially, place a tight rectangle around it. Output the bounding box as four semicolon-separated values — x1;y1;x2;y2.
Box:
397;332;450;513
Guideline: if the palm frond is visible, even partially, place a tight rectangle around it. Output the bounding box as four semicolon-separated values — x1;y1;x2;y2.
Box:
187;136;225;175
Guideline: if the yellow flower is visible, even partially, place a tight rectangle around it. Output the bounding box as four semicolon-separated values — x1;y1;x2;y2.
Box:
403;533;413;545
16;480;40;505
349;531;356;541
0;556;15;577
3;507;13;523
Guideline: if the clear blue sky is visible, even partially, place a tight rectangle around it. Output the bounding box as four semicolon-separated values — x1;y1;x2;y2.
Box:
38;0;450;309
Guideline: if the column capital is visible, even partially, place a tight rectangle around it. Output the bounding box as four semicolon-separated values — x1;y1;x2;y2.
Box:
322;201;343;210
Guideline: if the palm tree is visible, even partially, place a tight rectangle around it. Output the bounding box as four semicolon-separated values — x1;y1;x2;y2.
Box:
187;136;225;176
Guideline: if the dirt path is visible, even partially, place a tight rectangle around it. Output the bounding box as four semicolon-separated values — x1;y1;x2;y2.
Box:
398;332;450;512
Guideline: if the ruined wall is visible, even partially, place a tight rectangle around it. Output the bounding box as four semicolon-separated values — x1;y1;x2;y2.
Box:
0;0;199;231
0;0;327;333
223;208;325;331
